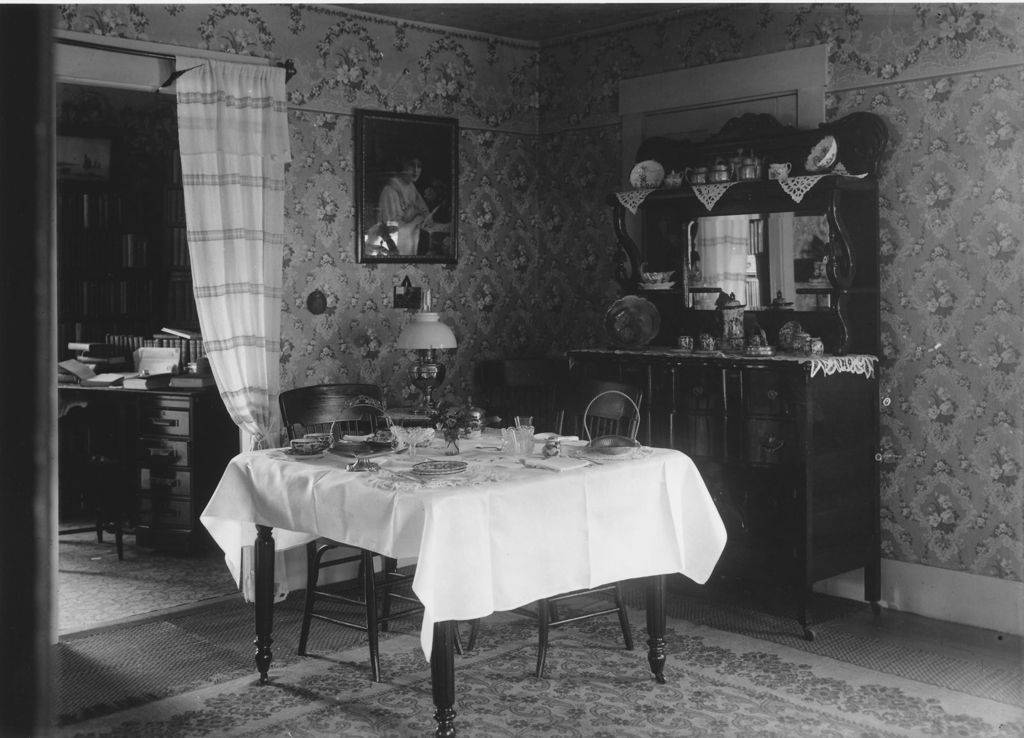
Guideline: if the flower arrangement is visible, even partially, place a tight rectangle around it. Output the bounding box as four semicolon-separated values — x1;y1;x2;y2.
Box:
430;402;471;445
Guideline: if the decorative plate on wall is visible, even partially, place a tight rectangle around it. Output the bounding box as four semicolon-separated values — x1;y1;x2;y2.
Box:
605;295;661;347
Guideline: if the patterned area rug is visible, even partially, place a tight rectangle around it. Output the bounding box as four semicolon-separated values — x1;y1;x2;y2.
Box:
57;594;1024;737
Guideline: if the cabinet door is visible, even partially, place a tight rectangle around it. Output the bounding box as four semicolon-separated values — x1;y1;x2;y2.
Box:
674;366;726;459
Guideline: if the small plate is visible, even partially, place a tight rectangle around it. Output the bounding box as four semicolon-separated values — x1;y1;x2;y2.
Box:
284;449;324;459
629;159;665;189
412;460;468;476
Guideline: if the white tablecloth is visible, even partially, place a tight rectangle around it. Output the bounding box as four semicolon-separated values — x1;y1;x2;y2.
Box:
201;442;727;658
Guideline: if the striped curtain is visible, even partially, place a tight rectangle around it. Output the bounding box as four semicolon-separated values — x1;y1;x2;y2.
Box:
696;216;749;304
176;58;290;449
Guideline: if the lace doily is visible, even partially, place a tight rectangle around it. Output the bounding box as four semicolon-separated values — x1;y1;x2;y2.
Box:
615;188;657;215
691;182;739;211
777;175;827;204
808;355;876;379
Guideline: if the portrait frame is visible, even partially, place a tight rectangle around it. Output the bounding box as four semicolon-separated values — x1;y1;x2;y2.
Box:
56;127;115;182
355;109;459;264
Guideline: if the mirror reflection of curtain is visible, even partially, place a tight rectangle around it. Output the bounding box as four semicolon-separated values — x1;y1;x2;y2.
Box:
176;57;290;449
696;216;749;302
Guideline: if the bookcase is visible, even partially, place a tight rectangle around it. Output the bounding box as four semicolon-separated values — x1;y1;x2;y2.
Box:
56;144;199;361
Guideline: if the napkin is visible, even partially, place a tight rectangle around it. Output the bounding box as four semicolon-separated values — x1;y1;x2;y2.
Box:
533;433;580;442
522;456;590;472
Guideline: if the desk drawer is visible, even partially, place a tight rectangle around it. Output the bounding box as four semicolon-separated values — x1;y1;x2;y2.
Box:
139;467;193;497
137;438;190;467
137;493;193;528
140;403;191;437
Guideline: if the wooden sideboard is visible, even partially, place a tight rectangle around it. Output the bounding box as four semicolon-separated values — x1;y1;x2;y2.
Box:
588;112;887;636
58;385;238;554
569;349;880;637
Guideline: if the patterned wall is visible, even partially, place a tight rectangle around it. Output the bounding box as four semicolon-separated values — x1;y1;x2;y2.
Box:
59;4;1022;583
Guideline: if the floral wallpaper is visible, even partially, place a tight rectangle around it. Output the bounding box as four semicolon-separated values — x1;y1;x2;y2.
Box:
58;4;1022;584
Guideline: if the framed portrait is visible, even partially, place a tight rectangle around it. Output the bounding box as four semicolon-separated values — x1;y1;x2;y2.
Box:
355;109;458;264
57;129;114;181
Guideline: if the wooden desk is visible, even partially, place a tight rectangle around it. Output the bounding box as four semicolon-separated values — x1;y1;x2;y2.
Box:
58;384;238;553
202;442;727;736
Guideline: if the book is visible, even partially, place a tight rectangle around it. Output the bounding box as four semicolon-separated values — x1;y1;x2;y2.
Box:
169;374;216;389
67;342;119;355
78;354;127;366
123;373;173;390
58;358;95;383
161;326;202;340
82;372;127;387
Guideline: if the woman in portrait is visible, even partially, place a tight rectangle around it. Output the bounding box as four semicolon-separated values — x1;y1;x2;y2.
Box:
376;152;435;256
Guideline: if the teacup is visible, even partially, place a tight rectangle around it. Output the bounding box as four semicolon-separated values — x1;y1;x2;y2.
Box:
290;437;321;455
768;162;792;180
303;432;334;451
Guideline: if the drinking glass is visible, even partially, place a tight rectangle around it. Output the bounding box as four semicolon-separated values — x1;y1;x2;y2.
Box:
513;425;535;458
514;416;533;428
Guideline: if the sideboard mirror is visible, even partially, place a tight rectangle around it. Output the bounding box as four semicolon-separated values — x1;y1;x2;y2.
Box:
607;112;887;355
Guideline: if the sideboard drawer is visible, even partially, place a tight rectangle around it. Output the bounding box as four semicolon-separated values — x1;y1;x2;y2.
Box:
137;437;190;467
744;370;798;417
139;467;193;497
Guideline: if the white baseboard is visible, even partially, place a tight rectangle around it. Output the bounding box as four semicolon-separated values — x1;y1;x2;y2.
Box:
813;560;1024;637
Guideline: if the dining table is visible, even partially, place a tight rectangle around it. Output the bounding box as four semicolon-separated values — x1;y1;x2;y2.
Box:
200;433;727;737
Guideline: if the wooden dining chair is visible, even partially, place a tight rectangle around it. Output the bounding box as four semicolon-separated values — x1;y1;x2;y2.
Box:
279;383;424;682
484;378;643;677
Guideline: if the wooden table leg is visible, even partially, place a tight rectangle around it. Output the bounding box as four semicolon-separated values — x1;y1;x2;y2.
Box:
254;524;275;684
430;620;457;737
645;574;667;684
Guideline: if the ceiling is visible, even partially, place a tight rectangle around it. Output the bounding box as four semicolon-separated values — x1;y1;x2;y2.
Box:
332;3;691;42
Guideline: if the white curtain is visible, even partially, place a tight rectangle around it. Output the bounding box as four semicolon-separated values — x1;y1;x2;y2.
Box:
176;58;290;450
697;216;749;303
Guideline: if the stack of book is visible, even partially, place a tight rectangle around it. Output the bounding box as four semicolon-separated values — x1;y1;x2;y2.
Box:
67;341;128;373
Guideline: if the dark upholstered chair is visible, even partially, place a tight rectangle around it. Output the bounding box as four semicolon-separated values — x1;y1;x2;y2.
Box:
279;383;423;682
472;357;568;431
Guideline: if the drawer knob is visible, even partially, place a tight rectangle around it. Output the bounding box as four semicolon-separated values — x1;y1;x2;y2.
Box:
766;389;779;400
760;434;785;453
151;418;179;427
148;447;176;458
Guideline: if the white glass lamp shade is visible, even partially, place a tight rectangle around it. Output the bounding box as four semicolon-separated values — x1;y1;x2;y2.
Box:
397;312;457;350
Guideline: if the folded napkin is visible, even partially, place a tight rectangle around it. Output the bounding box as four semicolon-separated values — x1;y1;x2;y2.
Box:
533;433;580;442
522;456;590;472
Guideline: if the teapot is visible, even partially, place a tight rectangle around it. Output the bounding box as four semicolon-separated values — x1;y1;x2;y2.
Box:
684;166;708;185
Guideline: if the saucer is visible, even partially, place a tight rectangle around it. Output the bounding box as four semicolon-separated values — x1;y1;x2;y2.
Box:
640;282;676;291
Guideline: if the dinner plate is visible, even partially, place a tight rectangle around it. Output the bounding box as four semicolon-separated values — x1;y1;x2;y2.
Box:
412;460;468;476
604;295;660;348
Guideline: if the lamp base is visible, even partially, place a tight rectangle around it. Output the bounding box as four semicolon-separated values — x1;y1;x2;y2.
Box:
409;358;446;412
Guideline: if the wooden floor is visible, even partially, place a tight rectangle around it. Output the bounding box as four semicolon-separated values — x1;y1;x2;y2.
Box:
666;574;1023;676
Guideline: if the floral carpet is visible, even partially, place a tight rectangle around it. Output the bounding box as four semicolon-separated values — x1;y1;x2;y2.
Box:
57;602;1024;737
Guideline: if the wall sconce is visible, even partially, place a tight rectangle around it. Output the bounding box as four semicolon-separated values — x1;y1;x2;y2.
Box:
396;311;457;412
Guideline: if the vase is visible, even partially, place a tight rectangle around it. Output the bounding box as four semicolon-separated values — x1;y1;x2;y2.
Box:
444;436;460;455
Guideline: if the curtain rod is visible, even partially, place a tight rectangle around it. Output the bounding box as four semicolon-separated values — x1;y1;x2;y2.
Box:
55;34;295;87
